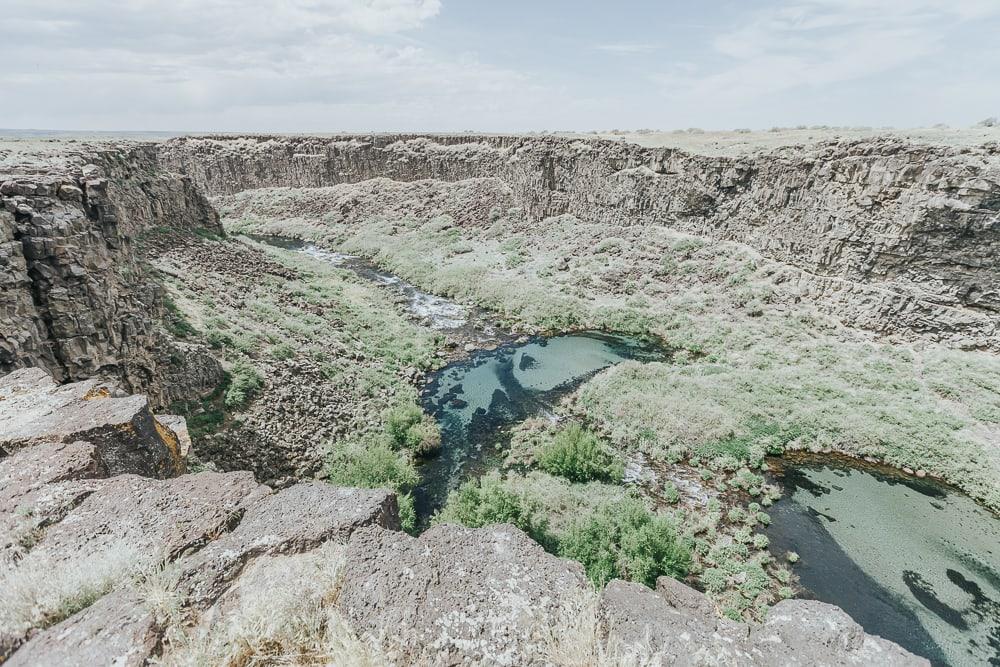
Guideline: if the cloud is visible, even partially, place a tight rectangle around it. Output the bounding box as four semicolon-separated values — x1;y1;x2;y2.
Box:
595;43;659;54
0;0;542;130
652;0;1000;109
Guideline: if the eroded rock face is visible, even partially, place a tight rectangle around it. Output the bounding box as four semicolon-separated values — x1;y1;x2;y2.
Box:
161;134;1000;350
336;522;593;665
0;367;185;477
0;144;223;408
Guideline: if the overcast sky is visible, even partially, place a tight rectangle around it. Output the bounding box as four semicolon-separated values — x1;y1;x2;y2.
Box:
2;0;998;132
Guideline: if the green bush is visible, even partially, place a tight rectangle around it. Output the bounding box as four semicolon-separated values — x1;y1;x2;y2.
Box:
662;481;680;505
434;474;550;545
224;361;263;408
384;404;441;456
557;498;691;588
269;342;295;360
536;424;624;483
326;441;419;492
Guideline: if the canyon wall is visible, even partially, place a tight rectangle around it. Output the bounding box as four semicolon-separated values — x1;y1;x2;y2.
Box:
0;143;223;408
160;135;1000;350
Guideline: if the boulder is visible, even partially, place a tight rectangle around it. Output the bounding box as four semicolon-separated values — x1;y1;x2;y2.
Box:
176;483;399;609
337;523;591;665
0;368;185;478
598;581;928;666
599;579;752;665
6;591;161;667
749;599;929;666
27;471;269;565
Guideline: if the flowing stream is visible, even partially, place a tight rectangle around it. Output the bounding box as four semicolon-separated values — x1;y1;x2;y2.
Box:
262;235;1000;666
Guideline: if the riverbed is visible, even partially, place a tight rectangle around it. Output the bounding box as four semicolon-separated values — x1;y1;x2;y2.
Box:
264;235;1000;666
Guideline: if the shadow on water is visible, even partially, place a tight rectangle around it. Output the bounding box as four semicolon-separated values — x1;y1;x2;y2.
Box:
767;462;1000;666
415;331;668;523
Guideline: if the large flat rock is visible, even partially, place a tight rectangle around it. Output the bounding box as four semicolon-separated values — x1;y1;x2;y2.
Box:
599;579;929;666
337;523;591;666
176;482;399;608
0;368;184;477
27;471;269;565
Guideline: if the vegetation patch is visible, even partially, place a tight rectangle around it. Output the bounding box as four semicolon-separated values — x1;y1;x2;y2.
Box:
535;423;624;483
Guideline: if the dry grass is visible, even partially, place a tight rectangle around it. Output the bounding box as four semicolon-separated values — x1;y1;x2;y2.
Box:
159;543;388;667
0;541;149;640
541;589;669;667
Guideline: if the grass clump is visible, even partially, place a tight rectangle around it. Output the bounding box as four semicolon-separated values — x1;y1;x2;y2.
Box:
436;475;690;590
383;404;441;457
161;543;388;666
223;360;264;409
433;473;551;545
536;424;624;483
0;542;147;641
163;295;197;339
558;498;692;588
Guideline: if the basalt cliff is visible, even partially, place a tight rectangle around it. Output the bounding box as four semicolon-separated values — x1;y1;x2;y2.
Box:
160;134;1000;352
3;133;996;665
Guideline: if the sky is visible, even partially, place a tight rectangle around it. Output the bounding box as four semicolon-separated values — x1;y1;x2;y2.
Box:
2;0;999;132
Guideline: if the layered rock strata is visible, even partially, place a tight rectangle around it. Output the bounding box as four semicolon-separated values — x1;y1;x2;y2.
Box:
0;143;223;407
161;134;1000;350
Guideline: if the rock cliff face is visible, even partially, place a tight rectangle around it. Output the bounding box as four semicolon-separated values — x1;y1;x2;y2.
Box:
160;134;1000;350
0;143;223;408
0;368;927;666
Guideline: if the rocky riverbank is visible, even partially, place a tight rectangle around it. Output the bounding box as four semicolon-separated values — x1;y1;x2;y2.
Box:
0;368;927;665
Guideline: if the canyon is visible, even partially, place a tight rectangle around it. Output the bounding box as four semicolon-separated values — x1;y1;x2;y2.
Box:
2;131;998;665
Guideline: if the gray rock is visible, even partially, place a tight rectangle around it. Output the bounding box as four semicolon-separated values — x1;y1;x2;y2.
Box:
176;482;399;608
6;591;160;667
599;579;752;666
0;368;185;477
599;581;928;666
28;471;269;565
0;439;107;563
337;523;591;665
749;599;929;666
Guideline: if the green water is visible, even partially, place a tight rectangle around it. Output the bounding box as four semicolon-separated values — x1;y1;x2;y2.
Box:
767;463;1000;666
416;331;666;518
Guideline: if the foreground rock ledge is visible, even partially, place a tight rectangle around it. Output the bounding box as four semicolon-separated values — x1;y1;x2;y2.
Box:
0;368;928;665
